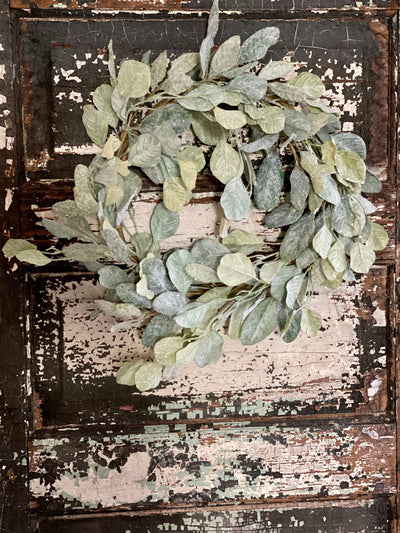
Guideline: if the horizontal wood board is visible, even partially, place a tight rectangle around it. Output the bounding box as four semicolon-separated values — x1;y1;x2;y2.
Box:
35;499;393;532
29;421;396;512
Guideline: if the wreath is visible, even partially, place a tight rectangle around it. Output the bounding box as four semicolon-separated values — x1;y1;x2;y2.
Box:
3;0;388;392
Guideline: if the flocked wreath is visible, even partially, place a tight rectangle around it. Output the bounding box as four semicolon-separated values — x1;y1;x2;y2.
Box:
3;1;388;391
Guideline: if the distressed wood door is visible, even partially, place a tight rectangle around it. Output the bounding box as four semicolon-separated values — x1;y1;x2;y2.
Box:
0;0;399;531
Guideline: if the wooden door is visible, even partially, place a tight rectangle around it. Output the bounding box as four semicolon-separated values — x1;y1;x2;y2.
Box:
0;0;399;531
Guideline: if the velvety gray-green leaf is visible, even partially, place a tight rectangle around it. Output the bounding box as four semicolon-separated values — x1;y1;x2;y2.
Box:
166;249;194;294
280;213;315;263
265;202;304;228
239;26;280;64
240;298;277;345
254;149;283;211
221;176;251;221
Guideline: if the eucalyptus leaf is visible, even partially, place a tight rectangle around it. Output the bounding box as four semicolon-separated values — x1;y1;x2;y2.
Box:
265;203;304;228
333;132;366;160
163;176;192;212
286;274;305;309
259;60;294;80
290;165;309;211
350;241;375;274
142;258;174;295
300;308;322;337
141;314;182;347
141;104;192;135
116;283;153;309
214;107;247;130
175;300;223;329
239;26;280;64
191;238;230;269
191;111;227;145
222;229;264;254
361;170;382;194
240;298;277;345
327;240;347;272
220;176;251;221
283;109;311;141
227;73;268;102
269;82;306;102
128;134;161;168
116;359;146;387
318;174;341;205
209;35;241;76
42;219;79;239
289;72;325;100
166;249;194;294
199;0;220;77
117;60;151;99
177;146;206;172
151;50;169;90
366;222;389;251
154;336;184;366
150;202;180;242
258;107;285;134
185;263;219;283
241;134;278;153
93;84;119;128
99;265;128;289
210;141;242;184
217;252;256;286
281;309;302;343
134;362;163;391
313;225;334;259
194;331;224;367
280;213;315;263
82;105;108;147
254;149;283;211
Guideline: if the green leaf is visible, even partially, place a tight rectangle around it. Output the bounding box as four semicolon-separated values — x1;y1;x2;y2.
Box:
117;60;151;98
361;170;382;194
259;260;284;284
308;190;324;214
166;249;194;293
240;297;277;345
239;26;280;63
115;283;153;309
141;104;192;135
269;82;306;102
191;111;227;145
185;263;219;283
177;146;206;172
265;203;304;228
63;243;109;262
259;60;294;80
194;331;224;367
327;240;347;272
142;258;174;295
111;87;128;121
134;362;163;392
336;150;366;185
210;141;242;184
108;40;117;87
116;360;147;387
116;171;142;226
142;314;181;346
254;149;283;211
101;229;133;265
154;336;184;366
227;73;267;102
281;309;302;343
227;297;257;339
214;107;247;130
15;248;52;266
300;308;322;337
280;213;315;263
150;202;180;242
197;286;231;303
350;241;375;274
93;84;119;128
175;341;198;366
241;134;277;153
333;132;366;160
164;66;193;95
163;176;192;212
151;50;169;90
199;0;219;77
42;219;79;239
220;176;251;221
296;247;318;270
154;122;181;157
73;163;98;215
191;238;230;269
209;35;241;76
319;174;341;205
130;232;153;260
332;196;365;237
313;225;334;259
175;300;223;328
286;273;305;309
82;105;108;147
3;239;36;259
289;165;310;211
52;200;97;243
307;112;329;136
283;109;311;141
99;265;128;289
289;72;325;100
222;229;264;254
258;107;285;134
366;222;389;251
217;252;256;286
128;134;161;168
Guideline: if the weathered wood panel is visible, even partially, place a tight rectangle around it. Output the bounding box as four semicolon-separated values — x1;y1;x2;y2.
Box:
34;499;393;532
29;421;396;512
18;17;392;180
0;2;30;532
10;0;397;14
28;261;391;426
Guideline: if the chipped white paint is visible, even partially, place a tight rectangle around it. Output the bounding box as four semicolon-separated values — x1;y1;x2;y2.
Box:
0;64;5;79
0;94;6;105
60;68;82;83
54;144;101;155
367;377;383;399
4;188;15;211
55;91;83;103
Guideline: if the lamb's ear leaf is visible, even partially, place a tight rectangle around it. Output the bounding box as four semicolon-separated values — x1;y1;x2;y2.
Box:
199;0;220;78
